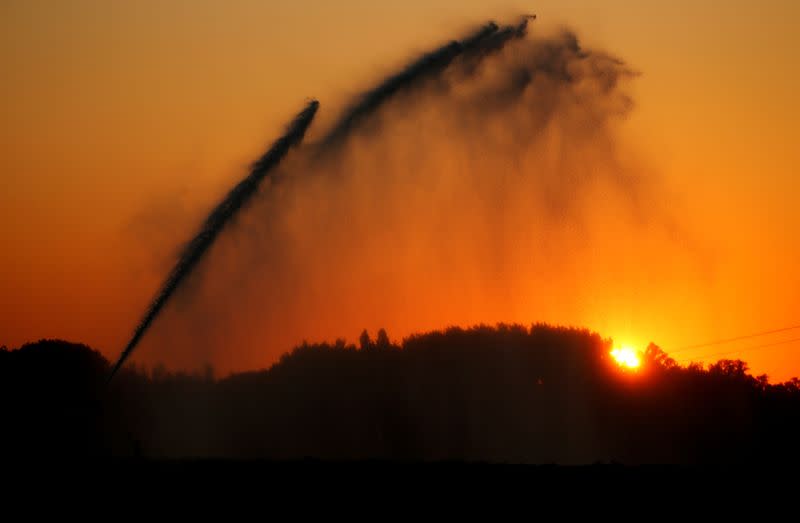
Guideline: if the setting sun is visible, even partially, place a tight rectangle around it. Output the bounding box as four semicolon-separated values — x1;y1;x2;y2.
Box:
611;346;642;370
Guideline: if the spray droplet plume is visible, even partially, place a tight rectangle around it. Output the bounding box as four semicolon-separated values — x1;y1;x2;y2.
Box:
109;100;319;380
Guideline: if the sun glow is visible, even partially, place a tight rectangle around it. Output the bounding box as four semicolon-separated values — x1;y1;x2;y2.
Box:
611;346;641;370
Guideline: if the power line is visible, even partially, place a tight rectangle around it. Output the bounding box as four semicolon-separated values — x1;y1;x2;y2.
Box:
667;324;800;355
674;336;800;364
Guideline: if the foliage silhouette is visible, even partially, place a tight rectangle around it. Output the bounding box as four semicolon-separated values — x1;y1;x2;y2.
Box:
1;326;799;463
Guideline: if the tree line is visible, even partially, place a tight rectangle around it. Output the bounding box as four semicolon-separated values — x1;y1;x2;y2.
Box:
1;324;798;463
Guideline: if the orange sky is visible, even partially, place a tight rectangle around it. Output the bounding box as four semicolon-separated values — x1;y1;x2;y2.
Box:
1;1;798;380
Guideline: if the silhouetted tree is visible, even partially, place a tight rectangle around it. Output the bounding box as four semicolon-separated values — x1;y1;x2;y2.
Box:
376;329;390;350
708;359;749;379
359;329;373;351
644;342;677;369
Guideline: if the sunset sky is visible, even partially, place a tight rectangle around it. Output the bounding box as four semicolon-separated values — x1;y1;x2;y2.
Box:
1;1;798;380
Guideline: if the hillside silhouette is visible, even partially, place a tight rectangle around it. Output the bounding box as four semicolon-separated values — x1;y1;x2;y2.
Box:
2;324;799;463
